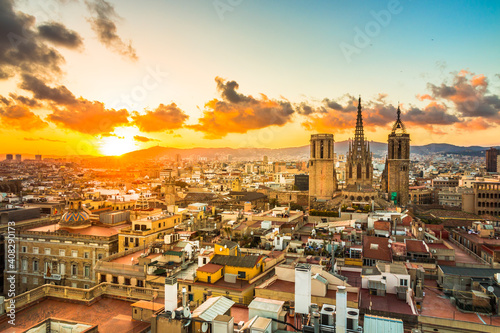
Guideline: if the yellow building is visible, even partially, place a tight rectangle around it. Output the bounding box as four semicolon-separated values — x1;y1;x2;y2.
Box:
196;263;224;283
118;213;181;252
209;254;263;281
214;240;239;256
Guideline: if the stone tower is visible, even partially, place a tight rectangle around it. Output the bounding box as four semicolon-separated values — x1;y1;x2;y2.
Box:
387;106;410;206
162;169;177;206
309;133;337;200
345;97;373;188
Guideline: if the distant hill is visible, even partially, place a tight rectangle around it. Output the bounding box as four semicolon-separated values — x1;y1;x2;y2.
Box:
85;141;499;164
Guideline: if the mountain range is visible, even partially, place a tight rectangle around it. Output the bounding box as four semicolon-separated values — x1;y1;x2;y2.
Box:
91;141;499;163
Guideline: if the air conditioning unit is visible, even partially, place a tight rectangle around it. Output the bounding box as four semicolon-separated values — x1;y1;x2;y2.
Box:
320;304;336;326
346;308;359;331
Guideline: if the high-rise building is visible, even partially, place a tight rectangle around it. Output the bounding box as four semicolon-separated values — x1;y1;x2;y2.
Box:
386;106;410;206
15;154;22;162
5;154;13;161
309;133;337;200
35;155;42;161
486;148;498;172
345;97;373;188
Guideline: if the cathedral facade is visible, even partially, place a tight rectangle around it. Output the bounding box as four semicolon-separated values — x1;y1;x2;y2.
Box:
342;97;377;202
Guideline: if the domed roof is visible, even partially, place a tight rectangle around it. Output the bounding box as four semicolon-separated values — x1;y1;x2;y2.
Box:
59;201;91;229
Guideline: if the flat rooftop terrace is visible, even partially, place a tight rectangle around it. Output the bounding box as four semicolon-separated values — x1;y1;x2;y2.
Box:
27;223;129;237
421;279;500;327
0;297;151;333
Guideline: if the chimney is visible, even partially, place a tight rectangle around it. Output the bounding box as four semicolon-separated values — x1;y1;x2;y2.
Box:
294;264;311;314
165;277;178;313
336;286;347;333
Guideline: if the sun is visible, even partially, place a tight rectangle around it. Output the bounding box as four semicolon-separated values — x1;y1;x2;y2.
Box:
99;135;137;156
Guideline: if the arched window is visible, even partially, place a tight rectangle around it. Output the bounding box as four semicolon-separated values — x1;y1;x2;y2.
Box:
366;163;370;178
349;164;352;179
357;163;362;179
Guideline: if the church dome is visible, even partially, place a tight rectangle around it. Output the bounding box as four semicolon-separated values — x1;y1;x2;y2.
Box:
59;199;91;229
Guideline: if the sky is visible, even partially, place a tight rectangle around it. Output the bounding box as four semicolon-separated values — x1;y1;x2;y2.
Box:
0;0;499;156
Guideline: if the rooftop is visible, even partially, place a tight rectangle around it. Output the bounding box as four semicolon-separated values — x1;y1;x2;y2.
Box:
0;298;151;333
359;288;415;316
26;223;127;237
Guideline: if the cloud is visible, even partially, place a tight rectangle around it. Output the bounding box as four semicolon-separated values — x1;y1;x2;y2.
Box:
48;100;129;135
20;74;77;105
426;71;500;122
189;77;295;139
24;137;66;143
0;0;65;79
7;93;41;107
132;103;188;132
38;22;83;49
85;0;137;60
404;102;461;126
0;104;48;131
134;135;159;143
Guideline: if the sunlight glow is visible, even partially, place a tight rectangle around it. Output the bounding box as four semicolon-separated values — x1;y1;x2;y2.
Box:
99;135;137;156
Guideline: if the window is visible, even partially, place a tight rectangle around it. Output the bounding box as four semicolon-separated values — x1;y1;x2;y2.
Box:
22;258;28;271
59;250;65;256
237;271;246;279
22;276;27;283
124;278;131;286
33;260;39;272
400;279;408;287
22;246;27;253
71;283;77;288
44;248;51;255
33;247;39;254
137;280;144;287
60;263;65;275
72;250;78;258
97;253;103;260
33;278;38;285
112;276;118;284
84;284;89;289
84;266;90;278
72;264;77;276
84;252;90;259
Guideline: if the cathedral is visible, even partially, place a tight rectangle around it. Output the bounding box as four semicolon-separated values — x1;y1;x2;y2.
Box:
342;97;378;202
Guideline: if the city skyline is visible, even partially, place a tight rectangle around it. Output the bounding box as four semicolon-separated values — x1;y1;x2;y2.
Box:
1;0;500;156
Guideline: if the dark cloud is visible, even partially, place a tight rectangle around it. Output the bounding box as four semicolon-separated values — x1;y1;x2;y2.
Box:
38;22;83;49
48;100;129;135
426;71;500;122
404;103;461;125
134;135;159;143
85;0;138;60
8;93;41;107
20;74;77;105
0;0;65;80
189;77;295;139
132;103;188;132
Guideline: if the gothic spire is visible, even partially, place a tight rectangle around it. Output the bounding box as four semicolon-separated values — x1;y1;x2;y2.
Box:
355;96;364;143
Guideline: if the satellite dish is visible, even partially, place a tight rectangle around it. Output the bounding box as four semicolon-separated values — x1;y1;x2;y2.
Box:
201;322;209;332
388;244;392;248
418;227;423;232
488;286;494;293
184;319;191;327
388;239;393;243
170;311;176;319
183;307;191;318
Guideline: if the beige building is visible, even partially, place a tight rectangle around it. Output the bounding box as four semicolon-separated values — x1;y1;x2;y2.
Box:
118;211;181;252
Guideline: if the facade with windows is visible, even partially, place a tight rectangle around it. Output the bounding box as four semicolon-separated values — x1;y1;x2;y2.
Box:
10;224;119;294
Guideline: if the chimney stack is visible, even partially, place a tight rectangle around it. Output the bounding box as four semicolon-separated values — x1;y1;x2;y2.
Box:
336;286;347;333
165;277;178;313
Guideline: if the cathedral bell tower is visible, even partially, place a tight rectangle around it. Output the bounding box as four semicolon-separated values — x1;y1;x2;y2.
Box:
387;106;410;206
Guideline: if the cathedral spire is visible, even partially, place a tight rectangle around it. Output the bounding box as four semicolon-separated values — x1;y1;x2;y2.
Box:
392;103;406;134
355;96;364;143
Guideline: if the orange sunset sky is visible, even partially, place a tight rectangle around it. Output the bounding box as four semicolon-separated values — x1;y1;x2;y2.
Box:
1;0;499;156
